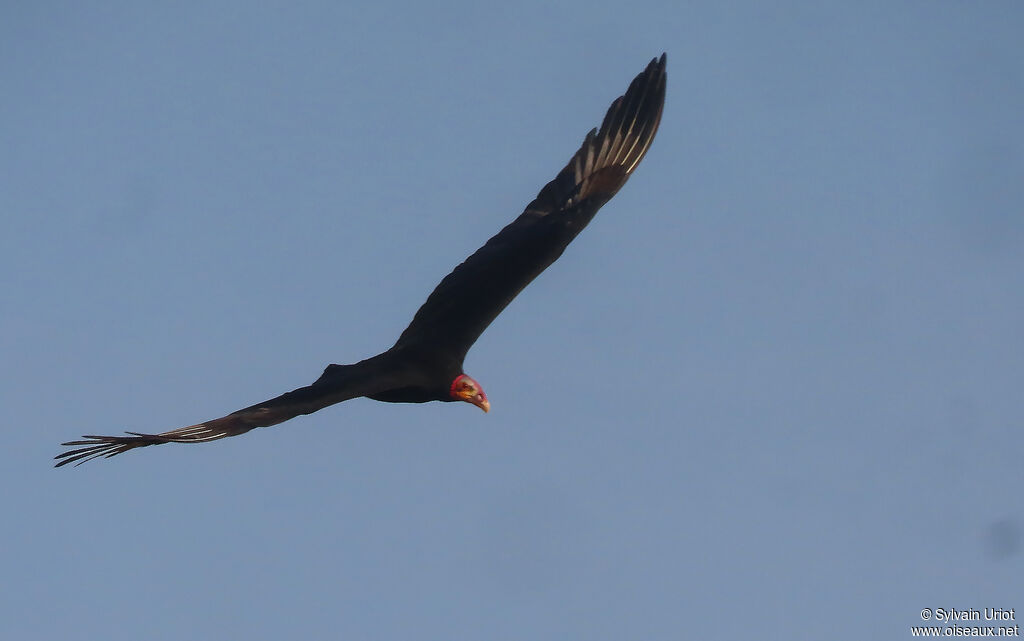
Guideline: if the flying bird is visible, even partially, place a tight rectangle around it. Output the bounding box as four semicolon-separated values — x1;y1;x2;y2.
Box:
55;54;667;467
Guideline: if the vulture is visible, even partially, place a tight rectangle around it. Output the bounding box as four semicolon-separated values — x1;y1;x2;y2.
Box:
55;54;667;467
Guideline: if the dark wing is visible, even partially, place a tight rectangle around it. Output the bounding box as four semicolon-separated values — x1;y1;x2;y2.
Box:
54;360;395;467
394;54;666;361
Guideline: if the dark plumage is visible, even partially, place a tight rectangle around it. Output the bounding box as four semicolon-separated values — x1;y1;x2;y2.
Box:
55;54;667;467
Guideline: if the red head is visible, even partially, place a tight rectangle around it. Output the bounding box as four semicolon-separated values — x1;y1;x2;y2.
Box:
449;374;490;412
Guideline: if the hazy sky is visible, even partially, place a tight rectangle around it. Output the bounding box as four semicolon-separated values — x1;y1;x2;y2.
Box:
2;2;1022;639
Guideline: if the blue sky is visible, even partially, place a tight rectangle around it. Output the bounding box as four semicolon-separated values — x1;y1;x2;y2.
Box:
2;2;1022;639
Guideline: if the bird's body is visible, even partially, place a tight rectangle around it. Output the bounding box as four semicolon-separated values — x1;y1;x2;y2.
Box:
56;54;667;467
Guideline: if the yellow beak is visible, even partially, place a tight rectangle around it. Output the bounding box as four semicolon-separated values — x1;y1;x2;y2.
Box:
474;395;490;413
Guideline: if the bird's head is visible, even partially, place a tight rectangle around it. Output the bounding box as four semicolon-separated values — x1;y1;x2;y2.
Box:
449;374;489;412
